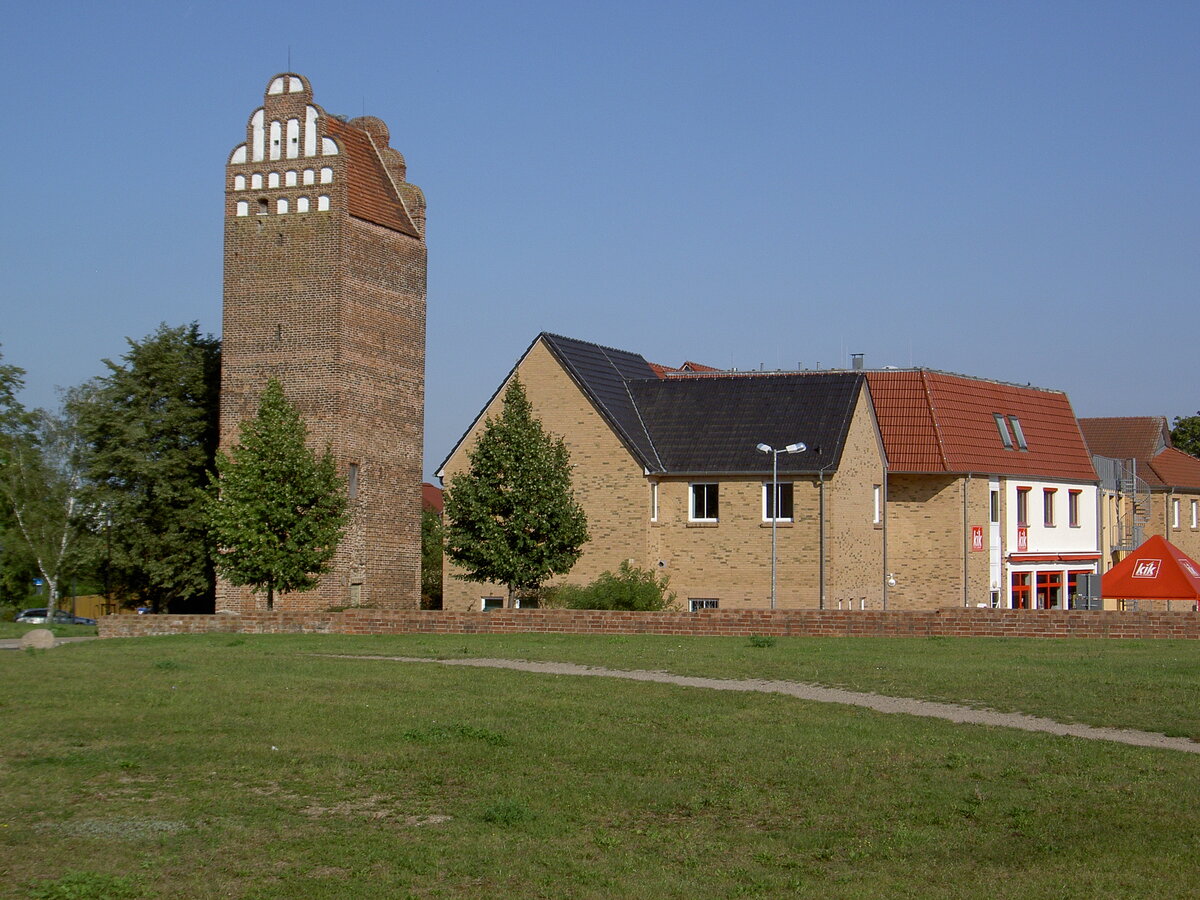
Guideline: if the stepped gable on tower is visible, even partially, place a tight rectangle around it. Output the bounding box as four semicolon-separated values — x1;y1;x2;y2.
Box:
220;73;427;614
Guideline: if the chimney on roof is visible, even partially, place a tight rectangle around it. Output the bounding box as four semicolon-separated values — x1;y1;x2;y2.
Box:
851;353;865;370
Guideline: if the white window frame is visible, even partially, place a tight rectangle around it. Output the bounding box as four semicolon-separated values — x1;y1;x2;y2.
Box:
481;597;503;611
1172;497;1181;529
762;482;794;522
690;483;719;522
689;598;719;611
650;481;658;522
873;484;882;524
1192;499;1198;529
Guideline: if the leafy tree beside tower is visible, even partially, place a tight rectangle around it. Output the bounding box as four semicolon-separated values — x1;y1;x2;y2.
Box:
443;377;589;607
71;323;220;612
208;379;348;610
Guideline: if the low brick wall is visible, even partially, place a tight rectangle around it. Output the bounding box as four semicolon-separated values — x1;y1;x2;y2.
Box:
98;608;1200;640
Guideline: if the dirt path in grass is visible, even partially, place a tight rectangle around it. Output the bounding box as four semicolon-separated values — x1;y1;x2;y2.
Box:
343;654;1200;754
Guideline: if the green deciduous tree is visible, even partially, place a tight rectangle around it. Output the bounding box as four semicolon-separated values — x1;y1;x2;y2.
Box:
0;375;90;618
443;377;588;607
0;349;38;611
1171;413;1200;459
208;379;348;610
421;506;444;610
71;323;221;612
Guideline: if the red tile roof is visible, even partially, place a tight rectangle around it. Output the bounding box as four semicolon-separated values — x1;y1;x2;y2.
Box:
1079;417;1200;489
1148;448;1200;490
422;482;443;514
324;117;420;238
867;370;1096;480
1077;417;1168;460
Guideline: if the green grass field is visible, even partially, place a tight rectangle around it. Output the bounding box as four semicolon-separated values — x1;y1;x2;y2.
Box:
0;623;99;640
3;633;1198;898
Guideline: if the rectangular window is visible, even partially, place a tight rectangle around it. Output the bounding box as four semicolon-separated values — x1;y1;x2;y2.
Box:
1172;498;1181;529
689;598;719;611
994;413;1014;449
763;482;794;521
348;462;359;499
1037;570;1063;609
481;597;503;611
1068;490;1081;528
650;482;658;522
1016;487;1030;527
1011;572;1031;609
873;484;882;524
990;490;999;524
1008;416;1028;450
1192;499;1198;529
690;483;719;521
1043;488;1057;527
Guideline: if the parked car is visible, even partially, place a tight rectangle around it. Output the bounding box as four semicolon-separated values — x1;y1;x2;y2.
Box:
15;608;95;625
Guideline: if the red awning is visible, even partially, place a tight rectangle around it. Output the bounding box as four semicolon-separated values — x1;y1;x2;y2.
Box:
1102;535;1200;601
1008;553;1101;564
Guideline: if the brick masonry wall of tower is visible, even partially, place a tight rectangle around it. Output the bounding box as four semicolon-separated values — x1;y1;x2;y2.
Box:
218;74;425;613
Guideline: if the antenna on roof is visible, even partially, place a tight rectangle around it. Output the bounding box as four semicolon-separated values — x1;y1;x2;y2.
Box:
288;46;292;70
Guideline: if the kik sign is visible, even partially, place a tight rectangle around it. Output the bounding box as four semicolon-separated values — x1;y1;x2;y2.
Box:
1132;559;1162;579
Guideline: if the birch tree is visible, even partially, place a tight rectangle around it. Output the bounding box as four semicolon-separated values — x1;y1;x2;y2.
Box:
0;392;87;618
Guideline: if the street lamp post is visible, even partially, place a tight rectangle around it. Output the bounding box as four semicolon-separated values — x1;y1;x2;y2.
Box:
756;441;807;609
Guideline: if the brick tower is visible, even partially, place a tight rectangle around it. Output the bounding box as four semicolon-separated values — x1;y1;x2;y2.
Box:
219;73;426;612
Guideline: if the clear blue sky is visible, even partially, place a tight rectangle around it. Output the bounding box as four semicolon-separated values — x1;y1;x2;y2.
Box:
2;1;1197;481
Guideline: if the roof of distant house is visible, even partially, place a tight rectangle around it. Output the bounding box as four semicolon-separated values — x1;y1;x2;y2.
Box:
422;482;443;514
1079;417;1200;490
541;333;863;475
866;370;1096;481
440;332;1099;483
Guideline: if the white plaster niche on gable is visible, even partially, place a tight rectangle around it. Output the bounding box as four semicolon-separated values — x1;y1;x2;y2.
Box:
286;119;299;159
251;109;265;162
303;169;315;185
267;172;280;188
251;173;263;189
297;196;310;213
322;137;339;156
284;170;297;187
305;106;318;156
236;200;249;216
269;121;282;161
288;76;303;93
234;174;246;190
230;145;247;165
269;77;285;95
317;195;330;211
277;198;289;214
320;167;333;184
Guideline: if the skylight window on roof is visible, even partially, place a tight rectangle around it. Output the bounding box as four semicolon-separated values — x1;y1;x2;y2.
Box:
994;414;1014;449
1008;416;1028;450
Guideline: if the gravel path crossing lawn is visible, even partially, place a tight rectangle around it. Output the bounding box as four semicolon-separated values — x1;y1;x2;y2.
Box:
341;654;1200;755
